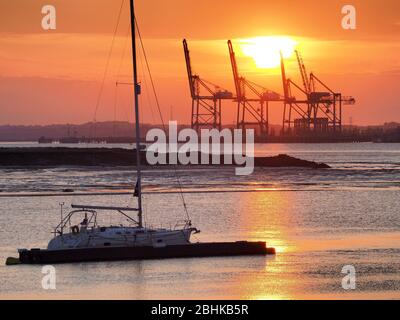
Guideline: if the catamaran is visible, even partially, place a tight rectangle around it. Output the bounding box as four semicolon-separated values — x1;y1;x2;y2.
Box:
7;0;273;265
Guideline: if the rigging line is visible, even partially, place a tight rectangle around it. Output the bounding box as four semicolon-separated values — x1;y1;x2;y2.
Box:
138;40;157;124
93;0;125;123
135;17;191;222
116;25;133;123
116;24;131;80
112;85;118;136
113;24;131;135
134;18;164;127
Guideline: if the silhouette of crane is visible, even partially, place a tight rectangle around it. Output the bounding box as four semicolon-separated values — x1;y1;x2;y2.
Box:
183;39;233;131
228;40;283;136
281;50;355;134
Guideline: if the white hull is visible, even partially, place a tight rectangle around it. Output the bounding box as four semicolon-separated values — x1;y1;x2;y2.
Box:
48;226;196;251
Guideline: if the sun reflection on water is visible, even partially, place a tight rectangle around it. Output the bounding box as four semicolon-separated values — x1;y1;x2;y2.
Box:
235;190;296;253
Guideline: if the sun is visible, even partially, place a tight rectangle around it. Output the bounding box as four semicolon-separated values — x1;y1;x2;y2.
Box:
239;36;297;69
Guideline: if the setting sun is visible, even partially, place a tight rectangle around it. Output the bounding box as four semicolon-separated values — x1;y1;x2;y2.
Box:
239;36;297;68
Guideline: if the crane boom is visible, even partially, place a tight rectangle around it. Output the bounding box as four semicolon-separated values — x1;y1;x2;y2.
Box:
183;39;196;99
280;51;289;101
295;50;311;95
228;40;243;101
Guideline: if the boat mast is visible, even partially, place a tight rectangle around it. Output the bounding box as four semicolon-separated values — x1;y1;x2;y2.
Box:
129;0;143;228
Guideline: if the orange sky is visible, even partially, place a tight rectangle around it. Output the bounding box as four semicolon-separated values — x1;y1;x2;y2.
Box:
0;0;399;125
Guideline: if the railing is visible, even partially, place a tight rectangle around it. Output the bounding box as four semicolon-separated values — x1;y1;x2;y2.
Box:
174;220;192;230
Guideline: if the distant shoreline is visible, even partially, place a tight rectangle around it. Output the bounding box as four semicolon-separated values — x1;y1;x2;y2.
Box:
0;136;377;143
0;147;330;169
1;120;399;143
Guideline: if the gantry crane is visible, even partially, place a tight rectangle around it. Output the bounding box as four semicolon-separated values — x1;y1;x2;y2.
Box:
228;40;282;136
282;50;355;134
183;39;233;131
309;72;355;132
280;51;310;134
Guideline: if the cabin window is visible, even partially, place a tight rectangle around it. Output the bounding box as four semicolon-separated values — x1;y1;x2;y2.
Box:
157;239;163;243
104;243;111;247
100;227;106;232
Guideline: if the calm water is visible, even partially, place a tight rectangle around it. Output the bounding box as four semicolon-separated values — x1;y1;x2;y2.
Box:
0;143;399;299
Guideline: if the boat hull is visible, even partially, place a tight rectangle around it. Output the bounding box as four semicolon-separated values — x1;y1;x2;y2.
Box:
18;241;275;264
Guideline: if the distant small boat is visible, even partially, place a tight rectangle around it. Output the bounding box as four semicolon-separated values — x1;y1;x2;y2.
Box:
59;137;80;144
7;0;274;265
38;136;54;144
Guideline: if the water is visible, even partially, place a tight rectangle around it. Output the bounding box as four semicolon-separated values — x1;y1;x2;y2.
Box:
0;143;399;299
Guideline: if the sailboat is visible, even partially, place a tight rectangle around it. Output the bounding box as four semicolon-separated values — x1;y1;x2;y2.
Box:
7;0;274;265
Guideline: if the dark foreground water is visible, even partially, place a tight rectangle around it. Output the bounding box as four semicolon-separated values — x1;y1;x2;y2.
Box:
0;143;399;299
